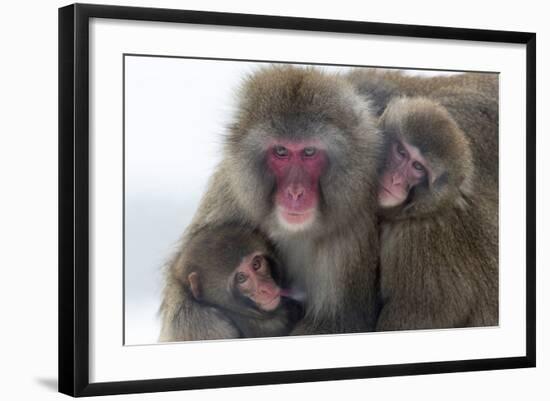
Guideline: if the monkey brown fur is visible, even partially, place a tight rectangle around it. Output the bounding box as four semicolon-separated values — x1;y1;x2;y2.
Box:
347;69;498;115
376;97;498;330
160;65;383;339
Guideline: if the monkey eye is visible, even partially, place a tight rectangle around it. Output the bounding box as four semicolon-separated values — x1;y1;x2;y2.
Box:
273;146;289;158
412;161;425;174
303;147;317;157
235;272;248;284
252;256;262;271
396;143;407;158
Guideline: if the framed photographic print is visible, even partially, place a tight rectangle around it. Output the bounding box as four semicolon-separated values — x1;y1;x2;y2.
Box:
58;3;536;397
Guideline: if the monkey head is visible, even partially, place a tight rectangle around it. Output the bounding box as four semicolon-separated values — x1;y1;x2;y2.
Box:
224;65;380;236
377;97;474;218
182;225;284;317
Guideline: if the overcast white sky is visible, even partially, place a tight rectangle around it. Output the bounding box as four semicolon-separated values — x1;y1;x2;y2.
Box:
124;56;461;345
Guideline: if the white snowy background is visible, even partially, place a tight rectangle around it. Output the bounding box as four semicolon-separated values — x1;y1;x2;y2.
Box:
124;57;461;345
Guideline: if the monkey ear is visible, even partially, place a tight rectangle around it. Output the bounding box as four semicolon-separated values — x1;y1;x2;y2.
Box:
188;272;202;300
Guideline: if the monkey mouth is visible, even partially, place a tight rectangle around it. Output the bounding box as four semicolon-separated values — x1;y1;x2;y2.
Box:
278;207;315;227
379;184;402;200
380;184;397;198
378;185;406;209
260;295;281;311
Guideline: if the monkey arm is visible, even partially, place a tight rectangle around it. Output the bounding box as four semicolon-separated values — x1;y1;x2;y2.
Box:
159;299;240;341
376;261;478;332
159;274;240;342
376;296;467;332
160;304;240;341
377;207;497;332
290;318;335;336
291;308;375;335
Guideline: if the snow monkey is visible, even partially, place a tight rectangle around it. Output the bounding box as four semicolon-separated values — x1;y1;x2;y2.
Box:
375;96;498;330
160;65;383;339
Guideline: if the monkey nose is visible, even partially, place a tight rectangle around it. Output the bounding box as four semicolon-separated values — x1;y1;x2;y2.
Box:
287;186;305;201
391;174;403;186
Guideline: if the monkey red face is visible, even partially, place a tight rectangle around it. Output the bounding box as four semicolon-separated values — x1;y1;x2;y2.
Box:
267;141;327;231
378;140;432;208
234;253;281;311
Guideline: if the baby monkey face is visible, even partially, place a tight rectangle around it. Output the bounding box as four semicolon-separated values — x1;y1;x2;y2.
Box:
232;252;281;311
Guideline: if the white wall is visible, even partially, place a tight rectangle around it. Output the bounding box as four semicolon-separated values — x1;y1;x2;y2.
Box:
0;0;547;400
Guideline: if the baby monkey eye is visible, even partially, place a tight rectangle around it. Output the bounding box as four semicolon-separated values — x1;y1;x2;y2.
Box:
303;147;317;157
412;161;425;172
235;272;248;284
396;143;407;157
252;256;262;271
274;146;289;158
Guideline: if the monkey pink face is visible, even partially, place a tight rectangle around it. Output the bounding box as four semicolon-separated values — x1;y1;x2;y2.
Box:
266;141;327;231
234;253;281;311
378;140;432;208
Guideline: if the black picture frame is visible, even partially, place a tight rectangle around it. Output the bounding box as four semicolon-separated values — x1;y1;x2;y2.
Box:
58;3;536;397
